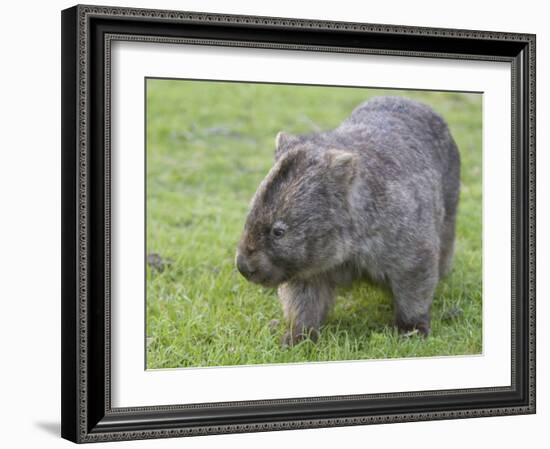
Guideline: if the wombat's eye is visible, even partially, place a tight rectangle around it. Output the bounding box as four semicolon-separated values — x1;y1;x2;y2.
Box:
271;226;286;238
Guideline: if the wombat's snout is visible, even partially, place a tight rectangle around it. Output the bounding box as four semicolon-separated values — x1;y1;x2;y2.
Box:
236;253;256;279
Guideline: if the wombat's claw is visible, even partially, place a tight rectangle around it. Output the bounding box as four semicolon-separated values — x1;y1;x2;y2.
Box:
396;318;430;338
398;324;430;338
401;329;419;338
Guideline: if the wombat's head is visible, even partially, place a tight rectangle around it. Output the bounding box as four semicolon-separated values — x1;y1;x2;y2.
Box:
235;132;357;287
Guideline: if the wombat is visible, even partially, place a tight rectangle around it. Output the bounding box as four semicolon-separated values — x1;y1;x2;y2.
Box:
236;96;460;346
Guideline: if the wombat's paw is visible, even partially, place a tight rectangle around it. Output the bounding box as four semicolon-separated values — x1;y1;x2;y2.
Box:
281;328;319;347
268;319;280;335
281;331;299;348
396;319;430;338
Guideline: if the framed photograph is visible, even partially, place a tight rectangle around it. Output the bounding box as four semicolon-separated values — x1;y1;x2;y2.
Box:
61;4;536;443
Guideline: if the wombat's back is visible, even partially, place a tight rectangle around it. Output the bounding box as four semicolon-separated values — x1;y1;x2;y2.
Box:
340;96;459;177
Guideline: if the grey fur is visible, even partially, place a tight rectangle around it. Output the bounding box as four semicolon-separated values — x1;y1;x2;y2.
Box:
236;96;460;345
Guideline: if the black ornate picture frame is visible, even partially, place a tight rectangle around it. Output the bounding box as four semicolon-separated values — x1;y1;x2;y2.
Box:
61;4;536;443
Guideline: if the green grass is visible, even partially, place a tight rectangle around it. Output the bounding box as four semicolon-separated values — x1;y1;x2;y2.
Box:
145;79;482;369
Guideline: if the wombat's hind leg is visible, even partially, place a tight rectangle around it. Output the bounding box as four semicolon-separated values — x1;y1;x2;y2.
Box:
439;215;457;279
440;146;460;279
390;256;439;337
277;278;335;347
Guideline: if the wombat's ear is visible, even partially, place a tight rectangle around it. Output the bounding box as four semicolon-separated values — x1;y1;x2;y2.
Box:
275;132;298;161
325;149;357;185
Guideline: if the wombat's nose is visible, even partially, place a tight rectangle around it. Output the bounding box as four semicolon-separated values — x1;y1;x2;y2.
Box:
236;254;256;279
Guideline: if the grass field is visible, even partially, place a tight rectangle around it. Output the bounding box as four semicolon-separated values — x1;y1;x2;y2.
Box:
145;79;482;369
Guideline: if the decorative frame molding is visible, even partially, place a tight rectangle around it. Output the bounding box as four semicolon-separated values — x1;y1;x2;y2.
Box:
61;4;536;443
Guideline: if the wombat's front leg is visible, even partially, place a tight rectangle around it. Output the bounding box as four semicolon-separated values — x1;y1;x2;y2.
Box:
390;256;439;337
277;278;335;346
